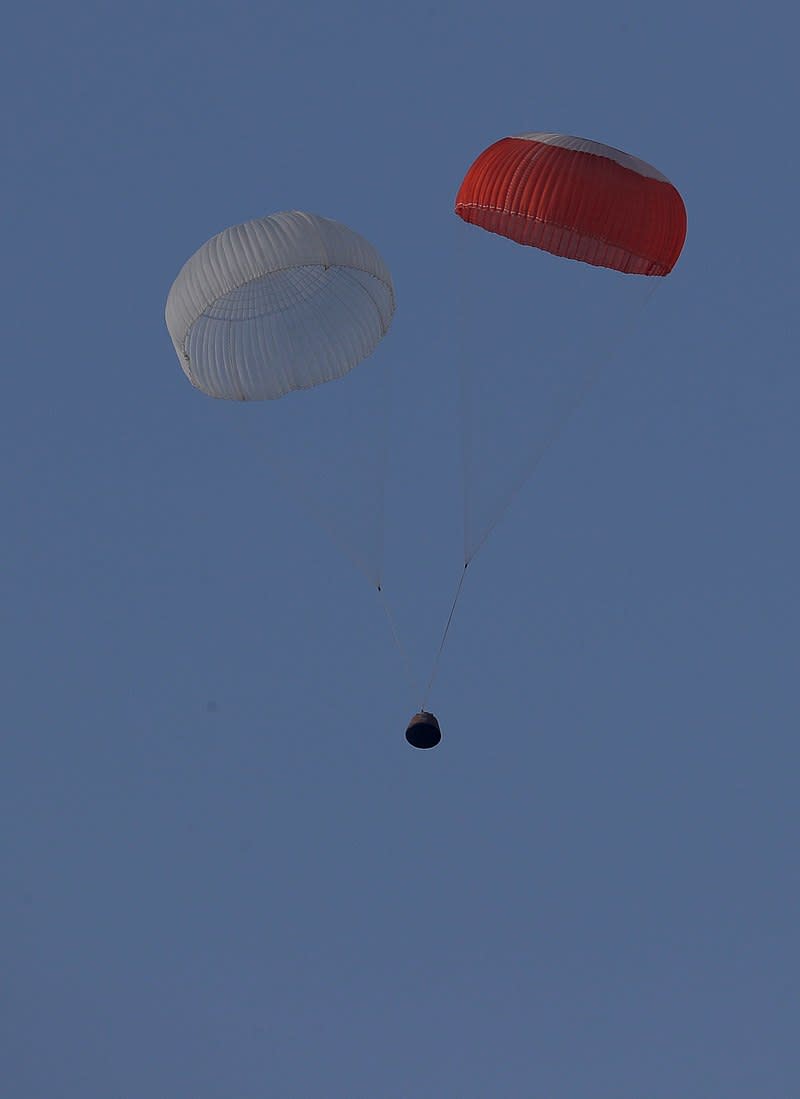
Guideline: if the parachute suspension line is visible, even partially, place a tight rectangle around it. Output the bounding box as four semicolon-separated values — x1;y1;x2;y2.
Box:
246;433;380;586
223;356;391;591
374;352;392;591
458;307;474;566
377;584;420;704
421;563;469;710
403;225;475;713
457;262;660;566
454;224;475;560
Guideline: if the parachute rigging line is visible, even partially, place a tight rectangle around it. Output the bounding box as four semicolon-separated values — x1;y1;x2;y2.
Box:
455;226;660;565
421;562;469;709
420;223;660;703
378;585;421;705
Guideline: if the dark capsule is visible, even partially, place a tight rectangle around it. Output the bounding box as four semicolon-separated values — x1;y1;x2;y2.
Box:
405;711;442;750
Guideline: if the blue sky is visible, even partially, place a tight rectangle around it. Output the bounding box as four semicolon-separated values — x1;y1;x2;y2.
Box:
3;2;799;1095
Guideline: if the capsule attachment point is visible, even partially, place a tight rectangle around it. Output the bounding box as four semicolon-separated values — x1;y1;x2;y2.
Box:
405;711;442;750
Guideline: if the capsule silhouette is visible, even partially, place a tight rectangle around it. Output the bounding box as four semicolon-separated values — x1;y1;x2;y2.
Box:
405;711;441;750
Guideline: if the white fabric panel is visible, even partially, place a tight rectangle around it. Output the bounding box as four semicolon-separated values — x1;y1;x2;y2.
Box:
166;211;395;400
513;132;669;182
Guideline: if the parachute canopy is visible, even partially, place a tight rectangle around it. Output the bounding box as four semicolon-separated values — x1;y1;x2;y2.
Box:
455;133;686;276
166;210;395;400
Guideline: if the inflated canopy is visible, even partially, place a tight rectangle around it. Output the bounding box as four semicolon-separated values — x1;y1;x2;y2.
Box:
455;133;687;275
166;210;395;400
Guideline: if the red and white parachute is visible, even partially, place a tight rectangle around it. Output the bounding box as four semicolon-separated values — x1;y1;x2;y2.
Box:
455;132;686;276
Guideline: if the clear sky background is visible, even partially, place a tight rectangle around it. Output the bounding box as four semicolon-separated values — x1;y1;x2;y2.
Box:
3;2;799;1096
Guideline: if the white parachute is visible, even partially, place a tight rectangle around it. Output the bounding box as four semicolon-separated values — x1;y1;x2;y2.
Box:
165;210;395;401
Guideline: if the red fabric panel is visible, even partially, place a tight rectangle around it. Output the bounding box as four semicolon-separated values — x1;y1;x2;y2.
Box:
455;137;687;275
